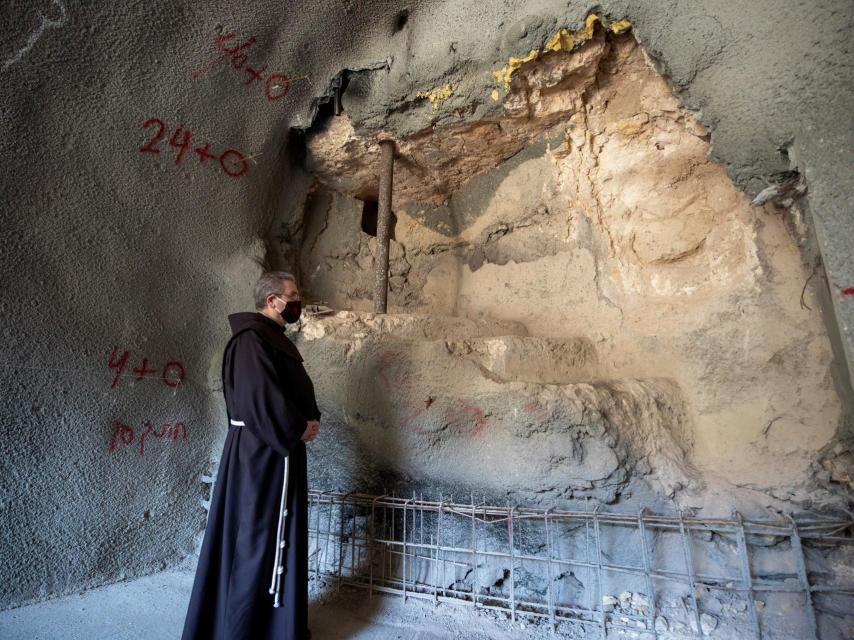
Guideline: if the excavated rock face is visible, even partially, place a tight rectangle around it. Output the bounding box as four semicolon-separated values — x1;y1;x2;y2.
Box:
305;30;609;206
295;313;697;505
282;27;841;509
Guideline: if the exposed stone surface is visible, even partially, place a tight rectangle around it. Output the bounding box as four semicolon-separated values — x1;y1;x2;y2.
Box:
283;33;842;507
700;612;718;635
305;31;610;206
295;312;698;504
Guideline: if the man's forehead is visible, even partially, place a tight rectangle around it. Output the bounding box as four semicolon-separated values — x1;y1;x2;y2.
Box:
282;279;299;293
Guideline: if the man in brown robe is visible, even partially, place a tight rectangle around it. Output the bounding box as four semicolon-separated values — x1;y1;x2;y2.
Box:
182;271;320;640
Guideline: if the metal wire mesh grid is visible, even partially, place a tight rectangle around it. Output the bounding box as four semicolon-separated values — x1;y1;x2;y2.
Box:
306;490;854;639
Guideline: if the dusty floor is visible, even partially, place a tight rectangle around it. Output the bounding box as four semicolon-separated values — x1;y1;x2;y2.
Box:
0;569;547;640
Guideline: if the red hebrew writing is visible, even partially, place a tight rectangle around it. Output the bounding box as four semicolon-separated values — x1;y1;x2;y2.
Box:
192;31;302;103
108;418;189;456
138;117;249;179
108;346;186;389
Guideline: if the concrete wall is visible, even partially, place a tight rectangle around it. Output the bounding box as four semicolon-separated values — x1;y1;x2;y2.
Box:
1;0;851;609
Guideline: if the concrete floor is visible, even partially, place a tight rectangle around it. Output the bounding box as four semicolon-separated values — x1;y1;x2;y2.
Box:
0;570;543;640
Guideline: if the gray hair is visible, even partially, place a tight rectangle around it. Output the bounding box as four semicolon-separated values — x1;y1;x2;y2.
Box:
254;271;297;309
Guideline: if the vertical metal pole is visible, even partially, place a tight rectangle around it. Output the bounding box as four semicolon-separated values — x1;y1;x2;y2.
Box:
584;500;594;623
374;140;394;313
307;490;315;581
324;495;334;582
678;511;703;637
369;495;382;598
438;496;446;600
735;512;762;639
314;492;324;579
508;504;517;623
787;515;819;640
381;500;388;587
637;510;657;636
350;501;357;579
592;509;608;639
403;496;411;601
471;495;479;608
544;507;557;631
337;498;346;592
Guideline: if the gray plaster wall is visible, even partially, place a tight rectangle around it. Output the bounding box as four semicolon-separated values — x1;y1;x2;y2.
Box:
1;0;851;609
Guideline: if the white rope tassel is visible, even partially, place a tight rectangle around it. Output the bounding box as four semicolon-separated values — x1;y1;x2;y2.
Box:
269;456;290;607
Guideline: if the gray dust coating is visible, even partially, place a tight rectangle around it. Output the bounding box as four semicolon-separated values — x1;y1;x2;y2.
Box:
1;0;852;612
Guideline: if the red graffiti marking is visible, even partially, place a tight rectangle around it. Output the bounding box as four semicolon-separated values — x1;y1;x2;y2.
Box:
138;117;250;180
108;346;186;390
216;33;256;68
108;418;189;456
219;149;249;178
842;287;854;296
523;398;549;422
132;357;157;381
139;117;166;154
243;64;267;86
194;143;216;163
264;73;291;101
374;351;488;438
169;127;193;165
108;347;131;389
162;361;186;388
191;31;300;103
456;401;488;437
399;399;489;438
108;419;134;451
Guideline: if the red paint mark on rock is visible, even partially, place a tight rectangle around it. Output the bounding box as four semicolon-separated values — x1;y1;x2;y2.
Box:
193;31;299;103
108;347;131;389
162;361;186;388
108;346;187;390
218;149;249;178
523;398;549;421
108;418;189;456
132;357;157;381
459;401;488;437
108;419;134;452
139;117;165;154
243;64;267;86
841;287;854;296
264;73;291;101
138;117;250;180
194;143;216;163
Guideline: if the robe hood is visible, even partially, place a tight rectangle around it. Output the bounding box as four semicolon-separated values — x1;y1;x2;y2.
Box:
227;312;304;362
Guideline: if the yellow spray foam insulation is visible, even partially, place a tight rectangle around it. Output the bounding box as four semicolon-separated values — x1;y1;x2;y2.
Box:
416;84;454;109
492;15;632;92
609;19;632;34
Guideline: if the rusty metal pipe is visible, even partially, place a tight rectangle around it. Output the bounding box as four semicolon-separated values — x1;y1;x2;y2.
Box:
374;140;394;313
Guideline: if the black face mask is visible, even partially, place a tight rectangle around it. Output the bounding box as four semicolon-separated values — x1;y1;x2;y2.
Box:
277;299;302;324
